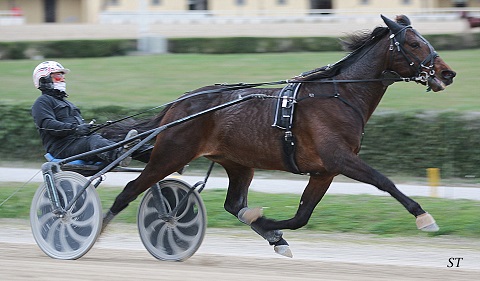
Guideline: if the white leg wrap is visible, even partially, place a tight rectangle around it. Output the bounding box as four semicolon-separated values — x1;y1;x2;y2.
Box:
416;212;439;232
237;207;263;225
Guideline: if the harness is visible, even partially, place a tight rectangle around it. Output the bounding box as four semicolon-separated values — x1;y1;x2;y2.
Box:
269;24;440;174
272;83;302;173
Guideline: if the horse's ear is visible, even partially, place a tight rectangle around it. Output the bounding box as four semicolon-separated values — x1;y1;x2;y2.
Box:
395;15;411;26
381;14;404;34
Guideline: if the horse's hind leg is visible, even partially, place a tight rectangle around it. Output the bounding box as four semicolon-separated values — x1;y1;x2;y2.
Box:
337;153;439;232
220;162;291;257
102;163;172;230
103;148;197;231
246;174;334;257
221;162;254;216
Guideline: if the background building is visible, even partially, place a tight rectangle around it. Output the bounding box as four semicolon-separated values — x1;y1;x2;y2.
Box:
0;0;478;24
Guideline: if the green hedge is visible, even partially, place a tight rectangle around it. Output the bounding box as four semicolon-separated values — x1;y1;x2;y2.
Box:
1;33;480;59
360;112;480;178
1;104;479;178
167;36;342;54
0;39;137;60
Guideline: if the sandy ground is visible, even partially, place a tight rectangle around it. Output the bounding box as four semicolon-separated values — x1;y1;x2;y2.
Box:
1;219;479;281
1;168;480;280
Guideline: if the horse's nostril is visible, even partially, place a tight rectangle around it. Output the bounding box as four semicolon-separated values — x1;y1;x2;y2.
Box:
442;70;456;80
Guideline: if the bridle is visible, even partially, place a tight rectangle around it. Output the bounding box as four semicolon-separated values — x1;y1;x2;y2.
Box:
386;25;439;91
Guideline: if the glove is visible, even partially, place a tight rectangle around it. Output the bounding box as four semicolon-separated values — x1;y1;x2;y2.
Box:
75;123;92;136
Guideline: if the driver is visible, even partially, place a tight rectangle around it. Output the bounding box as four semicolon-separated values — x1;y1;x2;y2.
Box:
31;61;137;166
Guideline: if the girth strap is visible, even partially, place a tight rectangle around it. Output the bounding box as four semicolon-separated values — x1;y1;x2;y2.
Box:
272;83;303;174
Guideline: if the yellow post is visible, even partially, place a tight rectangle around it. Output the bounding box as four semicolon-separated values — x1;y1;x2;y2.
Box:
426;168;440;197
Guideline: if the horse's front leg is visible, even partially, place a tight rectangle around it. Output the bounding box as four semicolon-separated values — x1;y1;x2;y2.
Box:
239;175;334;258
337;152;439;232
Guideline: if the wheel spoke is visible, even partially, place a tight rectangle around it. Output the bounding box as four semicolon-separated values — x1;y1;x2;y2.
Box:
175;216;200;228
174;196;191;219
70;193;89;214
144;217;166;236
44;218;61;247
70;213;96;227
167;228;186;255
162;191;174;213
155;224;168;251
171;226;198;242
65;223;90;244
37;210;57;226
59;223;74;252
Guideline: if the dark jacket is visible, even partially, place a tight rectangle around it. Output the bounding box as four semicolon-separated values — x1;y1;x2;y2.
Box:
31;90;85;154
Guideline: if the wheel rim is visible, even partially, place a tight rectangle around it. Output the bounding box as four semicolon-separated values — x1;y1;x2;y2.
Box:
138;179;207;261
30;171;102;260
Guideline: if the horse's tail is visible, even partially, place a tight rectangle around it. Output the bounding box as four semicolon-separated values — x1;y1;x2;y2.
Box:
99;104;172;142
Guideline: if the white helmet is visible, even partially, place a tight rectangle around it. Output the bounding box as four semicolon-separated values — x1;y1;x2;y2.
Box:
32;61;70;89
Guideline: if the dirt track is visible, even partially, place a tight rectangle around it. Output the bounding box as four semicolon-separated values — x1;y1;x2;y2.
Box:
1;219;479;281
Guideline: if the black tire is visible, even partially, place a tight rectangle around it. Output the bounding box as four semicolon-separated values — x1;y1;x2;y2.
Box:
137;179;207;261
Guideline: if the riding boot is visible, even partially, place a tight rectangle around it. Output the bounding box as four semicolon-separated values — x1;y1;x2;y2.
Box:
119;129;139;166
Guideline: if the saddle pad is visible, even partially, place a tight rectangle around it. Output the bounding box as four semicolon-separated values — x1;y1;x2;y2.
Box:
272;83;301;130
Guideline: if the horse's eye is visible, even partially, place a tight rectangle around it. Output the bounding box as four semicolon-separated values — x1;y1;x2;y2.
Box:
410;41;420;48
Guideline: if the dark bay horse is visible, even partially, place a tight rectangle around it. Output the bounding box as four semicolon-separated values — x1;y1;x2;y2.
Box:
103;15;456;257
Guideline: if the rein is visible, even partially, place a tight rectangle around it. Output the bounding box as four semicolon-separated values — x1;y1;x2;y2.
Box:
92;25;431;133
89;80;289;133
90;73;411;134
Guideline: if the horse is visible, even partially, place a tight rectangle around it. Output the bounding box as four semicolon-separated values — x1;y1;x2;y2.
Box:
101;15;456;257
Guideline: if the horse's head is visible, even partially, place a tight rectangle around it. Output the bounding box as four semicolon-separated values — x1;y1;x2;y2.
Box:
381;15;456;92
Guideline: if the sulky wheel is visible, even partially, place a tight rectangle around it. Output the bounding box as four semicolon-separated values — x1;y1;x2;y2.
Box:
137;178;207;261
30;171;102;260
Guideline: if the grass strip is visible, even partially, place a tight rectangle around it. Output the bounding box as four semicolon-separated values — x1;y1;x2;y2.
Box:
1;182;478;238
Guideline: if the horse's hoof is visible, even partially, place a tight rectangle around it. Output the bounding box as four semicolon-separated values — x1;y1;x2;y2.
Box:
101;210;116;233
274;245;293;258
421;223;440;232
238;207;263;225
416;212;439;232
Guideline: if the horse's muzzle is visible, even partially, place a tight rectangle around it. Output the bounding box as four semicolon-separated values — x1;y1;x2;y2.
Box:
441;70;456;85
428;69;456;92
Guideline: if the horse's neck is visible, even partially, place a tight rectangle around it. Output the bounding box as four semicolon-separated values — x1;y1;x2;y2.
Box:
335;47;390;122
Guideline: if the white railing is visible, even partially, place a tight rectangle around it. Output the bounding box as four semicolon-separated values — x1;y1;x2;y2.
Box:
99;8;480;25
0;10;25;25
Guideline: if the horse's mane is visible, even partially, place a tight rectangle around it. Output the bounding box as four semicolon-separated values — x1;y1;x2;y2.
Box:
296;26;390;81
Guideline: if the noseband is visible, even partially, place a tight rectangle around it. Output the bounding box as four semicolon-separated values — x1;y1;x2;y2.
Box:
387;25;439;91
